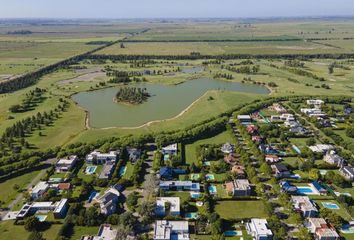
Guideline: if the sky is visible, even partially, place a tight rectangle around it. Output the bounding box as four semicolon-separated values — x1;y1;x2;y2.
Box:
1;0;354;19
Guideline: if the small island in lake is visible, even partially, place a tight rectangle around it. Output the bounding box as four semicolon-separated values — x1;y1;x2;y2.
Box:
114;87;151;105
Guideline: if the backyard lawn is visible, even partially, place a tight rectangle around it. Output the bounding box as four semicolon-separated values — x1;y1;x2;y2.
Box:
215;200;268;220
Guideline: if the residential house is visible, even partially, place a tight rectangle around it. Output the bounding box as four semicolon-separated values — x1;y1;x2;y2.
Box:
246;218;273;240
307;218;339;240
311;182;328;195
309;144;335;153
301;108;326;118
225;179;251;197
162;144;178;156
86;150;118;164
224;154;237;165
323;151;344;167
156;197;180;217
221;142;235;154
159;167;186;180
231;165;246;178
307;99;324;106
340;166;354;180
237;115;252;125
95;187;120;216
344;107;354;115
291;196;318;217
30;181;49;199
127;147;141;163
58;183;71;191
53;198;69;219
272;103;287;113
80;224;119;240
265;155;280;164
271;163;291;178
246;125;258;135
154;220;189;240
55;155;78;173
159;181;200;192
252;135;263;144
280;181;298;195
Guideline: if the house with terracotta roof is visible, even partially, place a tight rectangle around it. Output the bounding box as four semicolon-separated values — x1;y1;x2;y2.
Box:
307;218;339;240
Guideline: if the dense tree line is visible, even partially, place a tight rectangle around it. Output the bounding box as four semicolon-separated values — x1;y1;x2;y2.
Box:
9;87;46;113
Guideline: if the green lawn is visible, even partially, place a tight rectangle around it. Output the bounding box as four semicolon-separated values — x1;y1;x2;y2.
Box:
314;199;352;221
69;226;99;240
185;130;235;165
215;200;268;220
122;162;134;180
0;169;41;206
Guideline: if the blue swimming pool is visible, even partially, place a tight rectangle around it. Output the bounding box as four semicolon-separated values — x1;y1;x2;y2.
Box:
322;202;340;209
208;185;217;194
203;161;211;166
292;145;301;154
224;230;242;237
297;186;316;195
88;191;97;203
184;212;198;219
118;166;127;177
205;174;215;181
85;165;97;174
341;224;354;234
36;215;47;222
190;192;201;198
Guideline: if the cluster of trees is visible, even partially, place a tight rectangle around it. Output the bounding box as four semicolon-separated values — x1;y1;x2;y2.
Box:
284;59;305;68
106;70;144;83
328;61;350;74
282;66;325;81
9;87;46;113
224;65;260;74
213;73;233;80
7;30;32;35
115;87;151;105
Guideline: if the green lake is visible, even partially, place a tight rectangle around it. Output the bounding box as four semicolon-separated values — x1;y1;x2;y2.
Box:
72;78;269;128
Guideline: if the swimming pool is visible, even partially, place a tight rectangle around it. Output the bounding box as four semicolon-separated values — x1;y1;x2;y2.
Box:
190;192;201;198
224;230;242;237
203;161;211;166
297;186;318;195
341;224;354;234
208;185;217;194
36;215;47;222
88;191;97;203
184;212;198;219
118;166;127;177
322;202;340;209
292;145;301;154
85;165;97;174
164;154;169;161
205;174;215;181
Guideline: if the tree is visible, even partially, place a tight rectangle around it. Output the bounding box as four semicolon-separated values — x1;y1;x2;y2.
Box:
126;192;139;210
297;227;312;240
308;168;320;181
260;162;271;176
119;212;137;230
139;201;156;224
345;126;354;138
27;231;45;240
24;216;40;232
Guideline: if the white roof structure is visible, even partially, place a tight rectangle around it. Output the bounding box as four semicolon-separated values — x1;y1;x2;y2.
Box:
291;196;318;212
56;155;77;165
234;179;251;191
156;197;180;216
247;219;273;239
154;220;189;240
31;201;54;208
309;144;335;153
237;115;251;120
162;144;177;152
54;199;68;214
31;181;49;194
86;150;118;162
307;99;324;105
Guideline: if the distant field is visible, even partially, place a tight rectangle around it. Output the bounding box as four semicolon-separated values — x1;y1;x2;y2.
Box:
96;41;346;55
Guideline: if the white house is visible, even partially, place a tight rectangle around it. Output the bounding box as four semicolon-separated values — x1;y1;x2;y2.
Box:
86;150;118;164
30;181;49;199
307;99;324;106
80;224;118;240
291;196;318;217
221;142;235;154
162;144;178;155
246;218;273;240
237;115;252;125
340;166;354;180
309;144;335;153
323;151;344;167
154;220;189;240
55;155;78;172
159;181;200;192
301;108;326;118
156;197;180;217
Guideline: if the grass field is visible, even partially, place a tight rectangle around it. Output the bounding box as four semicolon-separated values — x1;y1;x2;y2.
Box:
0;170;41;206
215;200;268;220
96;41;345;55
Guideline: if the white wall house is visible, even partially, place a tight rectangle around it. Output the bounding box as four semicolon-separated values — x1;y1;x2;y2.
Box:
246;218;273;240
